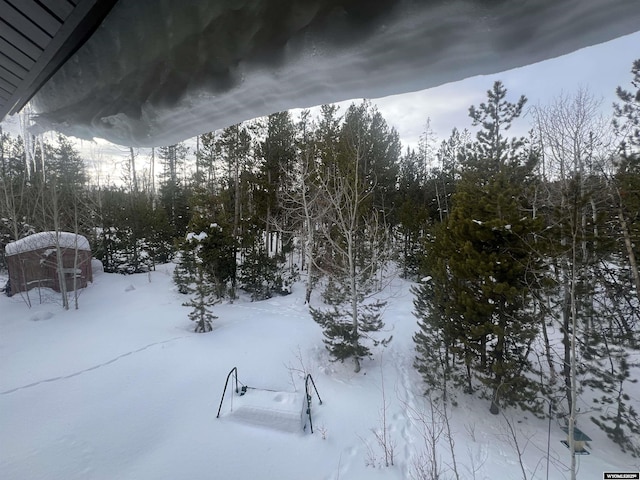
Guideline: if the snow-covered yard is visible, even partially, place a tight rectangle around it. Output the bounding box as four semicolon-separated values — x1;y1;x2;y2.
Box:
1;266;638;479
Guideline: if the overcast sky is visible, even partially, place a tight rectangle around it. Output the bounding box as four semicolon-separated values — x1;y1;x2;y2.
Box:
356;30;640;152
1;31;638;181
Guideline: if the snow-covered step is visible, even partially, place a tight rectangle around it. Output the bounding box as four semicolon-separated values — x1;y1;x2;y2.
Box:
224;390;305;433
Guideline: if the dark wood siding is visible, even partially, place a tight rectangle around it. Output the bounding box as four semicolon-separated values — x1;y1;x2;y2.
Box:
7;246;92;295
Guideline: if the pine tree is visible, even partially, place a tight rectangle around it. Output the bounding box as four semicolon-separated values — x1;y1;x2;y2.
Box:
178;190;237;300
0;133;34;256
583;328;640;456
396;148;428;277
233;111;299;300
413;232;466;396
467;81;528;172
158;143;190;238
613;58;640;150
238;244;279;301
183;267;218;333
173;246;197;294
311;292;388;366
256;111;296;252
178;230;222;333
414;82;544;414
613;59;640;302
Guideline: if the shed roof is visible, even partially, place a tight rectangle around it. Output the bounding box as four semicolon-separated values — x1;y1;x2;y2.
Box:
5;231;90;256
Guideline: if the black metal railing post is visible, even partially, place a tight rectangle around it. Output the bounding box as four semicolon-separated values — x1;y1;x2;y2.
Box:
304;374;322;433
216;367;238;418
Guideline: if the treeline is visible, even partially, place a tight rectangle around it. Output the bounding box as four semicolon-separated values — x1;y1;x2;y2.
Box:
1;61;639;456
413;68;640;458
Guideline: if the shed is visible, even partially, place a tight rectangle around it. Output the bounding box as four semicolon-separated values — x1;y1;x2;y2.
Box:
5;232;93;296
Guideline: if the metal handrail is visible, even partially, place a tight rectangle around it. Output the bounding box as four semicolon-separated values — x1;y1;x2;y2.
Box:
217;368;323;434
216;367;239;418
304;374;323;433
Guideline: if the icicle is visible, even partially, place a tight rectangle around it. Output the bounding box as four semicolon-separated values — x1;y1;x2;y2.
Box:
19;108;33;178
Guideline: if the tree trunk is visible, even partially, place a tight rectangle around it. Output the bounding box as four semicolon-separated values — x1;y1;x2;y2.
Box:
490;318;505;415
569;232;578;480
73;201;80;310
50;183;69;310
233;153;240;238
150;147;156;209
349;230;360;373
304;219;314;304
540;301;556;385
562;275;572;415
129;147;138;193
618;206;640;302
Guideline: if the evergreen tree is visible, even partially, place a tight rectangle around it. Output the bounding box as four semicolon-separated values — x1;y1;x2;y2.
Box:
613;58;640;303
467;81;528;172
414;82;544;414
412;226;465;395
311;283;388;366
237;244;291;300
173;246;196;294
396;148;428;277
183;266;218;333
197;131;222;195
158;143;191;238
0;133;34;255
45;134;89;234
178;230;222;333
339;101;401;220
583;324;640;456
234;112;299;300
613;58;640;151
93;186;173;274
217;123;253;240
176;189;237;299
256;111;296;252
310;101;394;372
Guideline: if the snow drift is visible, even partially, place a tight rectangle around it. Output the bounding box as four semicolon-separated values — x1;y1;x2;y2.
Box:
27;0;640;147
2;268;639;479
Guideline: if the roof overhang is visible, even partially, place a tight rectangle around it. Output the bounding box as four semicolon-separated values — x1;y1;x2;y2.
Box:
0;0;118;120
1;0;639;147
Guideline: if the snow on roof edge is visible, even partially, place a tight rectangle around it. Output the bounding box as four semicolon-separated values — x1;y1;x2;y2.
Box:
5;232;91;256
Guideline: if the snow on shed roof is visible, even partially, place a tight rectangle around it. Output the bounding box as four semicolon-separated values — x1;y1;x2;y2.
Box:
5;232;91;256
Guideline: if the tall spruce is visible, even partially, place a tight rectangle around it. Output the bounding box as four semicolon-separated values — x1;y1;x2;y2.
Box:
237;112;298;300
414;82;543;414
396;147;428;277
180;232;220;333
257;111;296;253
613;58;640;302
158;143;190;238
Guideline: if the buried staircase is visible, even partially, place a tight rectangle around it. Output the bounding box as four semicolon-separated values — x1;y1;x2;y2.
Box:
216;367;323;433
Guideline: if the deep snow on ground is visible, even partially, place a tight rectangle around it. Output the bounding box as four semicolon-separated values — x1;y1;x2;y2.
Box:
1;265;638;479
